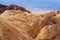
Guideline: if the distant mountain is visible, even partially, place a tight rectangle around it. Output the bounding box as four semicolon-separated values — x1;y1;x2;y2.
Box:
0;4;31;14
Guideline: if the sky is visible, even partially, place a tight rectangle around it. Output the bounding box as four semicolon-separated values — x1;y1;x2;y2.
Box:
0;0;60;12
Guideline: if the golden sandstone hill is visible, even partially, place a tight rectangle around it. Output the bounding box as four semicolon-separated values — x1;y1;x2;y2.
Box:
0;4;60;40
